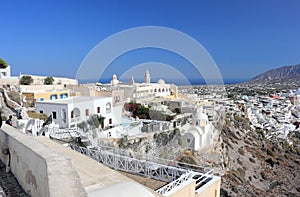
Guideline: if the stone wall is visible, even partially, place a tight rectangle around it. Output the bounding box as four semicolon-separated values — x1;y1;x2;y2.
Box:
0;87;20;111
0;78;19;86
0;125;87;197
20;75;78;86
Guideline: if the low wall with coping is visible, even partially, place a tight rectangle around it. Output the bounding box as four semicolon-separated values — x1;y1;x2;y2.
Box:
0;87;20;112
196;176;221;197
0;78;19;86
0;124;87;197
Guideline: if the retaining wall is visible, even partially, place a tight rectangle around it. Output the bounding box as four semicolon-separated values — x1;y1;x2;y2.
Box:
0;124;87;197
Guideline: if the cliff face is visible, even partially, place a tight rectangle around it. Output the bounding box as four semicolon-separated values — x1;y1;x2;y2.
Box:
250;64;300;82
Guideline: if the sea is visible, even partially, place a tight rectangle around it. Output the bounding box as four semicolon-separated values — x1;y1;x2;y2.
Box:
79;78;248;86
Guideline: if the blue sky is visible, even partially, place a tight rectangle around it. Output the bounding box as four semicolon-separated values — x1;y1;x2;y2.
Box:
1;0;300;83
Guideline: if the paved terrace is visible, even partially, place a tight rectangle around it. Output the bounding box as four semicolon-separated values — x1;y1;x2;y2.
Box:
35;137;159;197
0;124;159;197
0;160;28;197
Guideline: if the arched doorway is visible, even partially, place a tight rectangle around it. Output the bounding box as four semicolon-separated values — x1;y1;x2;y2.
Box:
71;108;81;122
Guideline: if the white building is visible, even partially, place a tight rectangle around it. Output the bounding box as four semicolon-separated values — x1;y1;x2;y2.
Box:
182;109;216;150
35;96;114;128
0;65;11;79
104;70;178;101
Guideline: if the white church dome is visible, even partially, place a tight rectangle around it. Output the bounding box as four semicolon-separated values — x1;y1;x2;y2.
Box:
110;74;119;85
193;108;208;120
157;79;165;84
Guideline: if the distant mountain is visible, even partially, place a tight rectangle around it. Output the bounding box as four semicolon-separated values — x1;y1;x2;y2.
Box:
250;64;300;82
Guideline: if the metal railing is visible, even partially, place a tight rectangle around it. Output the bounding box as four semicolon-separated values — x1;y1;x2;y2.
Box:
156;171;194;195
194;169;214;190
47;127;80;139
69;144;214;196
70;144;186;182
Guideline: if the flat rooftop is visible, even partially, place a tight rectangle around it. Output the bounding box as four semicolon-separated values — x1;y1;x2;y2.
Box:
35;96;110;104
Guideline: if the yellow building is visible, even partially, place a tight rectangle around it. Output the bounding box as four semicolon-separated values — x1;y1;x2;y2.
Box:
22;90;69;102
20;85;70;104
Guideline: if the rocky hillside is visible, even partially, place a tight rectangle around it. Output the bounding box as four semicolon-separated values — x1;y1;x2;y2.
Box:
220;116;300;196
250;64;300;82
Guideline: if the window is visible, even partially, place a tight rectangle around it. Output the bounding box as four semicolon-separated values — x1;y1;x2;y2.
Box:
50;94;58;100
114;96;120;103
60;93;68;99
109;118;112;124
106;102;111;114
52;111;57;119
187;139;190;143
39;110;43;114
71;111;74;118
97;107;101;113
40;98;44;101
61;109;66;123
85;109;89;116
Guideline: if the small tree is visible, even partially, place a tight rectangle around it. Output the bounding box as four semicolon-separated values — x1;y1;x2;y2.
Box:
0;58;8;69
44;77;54;85
19;75;33;85
87;114;105;129
173;108;181;114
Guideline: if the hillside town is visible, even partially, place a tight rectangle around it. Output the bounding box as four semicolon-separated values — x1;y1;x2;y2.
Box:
1;63;223;197
1;61;300;196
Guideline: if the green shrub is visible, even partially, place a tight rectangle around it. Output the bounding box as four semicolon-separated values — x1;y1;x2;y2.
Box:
173;108;181;114
179;156;198;165
284;154;289;159
256;128;265;138
0;58;8;68
141;124;148;132
118;135;128;149
44;77;54;85
77;121;88;132
1;115;7;121
27;111;48;121
87;114;105;129
19;75;33;85
178;137;183;146
267;149;275;157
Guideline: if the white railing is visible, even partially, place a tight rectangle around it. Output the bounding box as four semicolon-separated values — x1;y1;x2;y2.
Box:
194;169;214;189
71;117;81;122
47;127;80;139
156;171;194;196
70;144;186;182
69;144;215;196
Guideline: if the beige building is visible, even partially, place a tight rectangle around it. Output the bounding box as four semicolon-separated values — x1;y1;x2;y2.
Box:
20;74;78;86
100;70;178;102
20;85;71;107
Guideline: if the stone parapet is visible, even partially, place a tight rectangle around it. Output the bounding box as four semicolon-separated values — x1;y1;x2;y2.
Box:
0;125;87;197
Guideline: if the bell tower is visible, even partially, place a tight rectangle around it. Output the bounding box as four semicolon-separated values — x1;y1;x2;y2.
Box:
144;69;150;84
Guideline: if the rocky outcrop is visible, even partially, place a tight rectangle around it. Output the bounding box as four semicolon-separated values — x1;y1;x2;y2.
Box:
250;64;300;82
220;119;300;196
